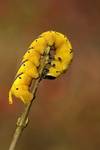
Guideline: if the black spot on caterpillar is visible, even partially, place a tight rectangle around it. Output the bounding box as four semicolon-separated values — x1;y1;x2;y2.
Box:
28;47;34;50
58;57;62;61
70;49;73;53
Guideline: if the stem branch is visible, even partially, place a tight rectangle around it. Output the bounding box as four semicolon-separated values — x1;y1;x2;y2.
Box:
8;47;50;150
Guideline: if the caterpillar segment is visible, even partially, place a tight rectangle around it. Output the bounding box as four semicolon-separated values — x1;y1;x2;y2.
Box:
29;37;47;54
9;31;73;104
22;48;41;67
9;73;33;104
40;31;55;46
16;61;39;78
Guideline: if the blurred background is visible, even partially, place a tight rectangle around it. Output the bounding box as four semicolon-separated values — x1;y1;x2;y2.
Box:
0;0;100;149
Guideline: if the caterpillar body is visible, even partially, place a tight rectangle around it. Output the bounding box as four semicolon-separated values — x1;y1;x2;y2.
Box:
9;31;73;104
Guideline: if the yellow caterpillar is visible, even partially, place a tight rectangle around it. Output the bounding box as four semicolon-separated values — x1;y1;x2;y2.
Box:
9;31;73;104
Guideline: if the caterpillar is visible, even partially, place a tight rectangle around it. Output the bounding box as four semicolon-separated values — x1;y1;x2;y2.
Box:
9;31;73;104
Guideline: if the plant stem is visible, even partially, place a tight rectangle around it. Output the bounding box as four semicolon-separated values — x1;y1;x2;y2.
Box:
8;47;50;150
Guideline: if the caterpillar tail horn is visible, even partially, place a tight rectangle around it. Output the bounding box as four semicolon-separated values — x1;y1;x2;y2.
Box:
9;90;13;104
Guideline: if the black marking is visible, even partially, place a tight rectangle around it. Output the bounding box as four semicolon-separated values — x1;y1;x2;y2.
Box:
43;68;49;75
16;88;19;90
21;59;28;65
15;72;23;80
70;49;73;53
58;57;62;61
41;68;49;79
52;64;56;67
44;75;56;80
28;47;34;50
19;77;22;79
48;61;51;65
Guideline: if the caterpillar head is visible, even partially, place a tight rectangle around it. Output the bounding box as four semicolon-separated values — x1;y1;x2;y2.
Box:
44;40;73;79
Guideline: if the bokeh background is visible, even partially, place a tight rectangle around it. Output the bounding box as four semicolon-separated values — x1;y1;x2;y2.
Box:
0;0;100;150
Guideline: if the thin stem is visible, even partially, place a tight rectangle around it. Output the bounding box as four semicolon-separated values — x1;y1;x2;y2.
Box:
8;47;50;150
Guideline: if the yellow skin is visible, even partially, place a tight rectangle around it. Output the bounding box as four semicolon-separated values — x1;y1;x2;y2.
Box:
54;43;73;69
54;32;67;48
29;37;47;54
9;74;33;104
16;61;39;78
22;48;41;67
46;35;73;78
40;31;56;46
9;31;73;104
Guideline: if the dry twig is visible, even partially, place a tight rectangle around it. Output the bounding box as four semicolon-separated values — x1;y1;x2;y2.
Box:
9;46;50;150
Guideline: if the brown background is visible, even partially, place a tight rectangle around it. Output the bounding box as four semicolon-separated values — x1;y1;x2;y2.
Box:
0;0;100;150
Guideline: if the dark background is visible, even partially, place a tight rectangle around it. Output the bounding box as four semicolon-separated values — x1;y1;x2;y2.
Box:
0;0;100;149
